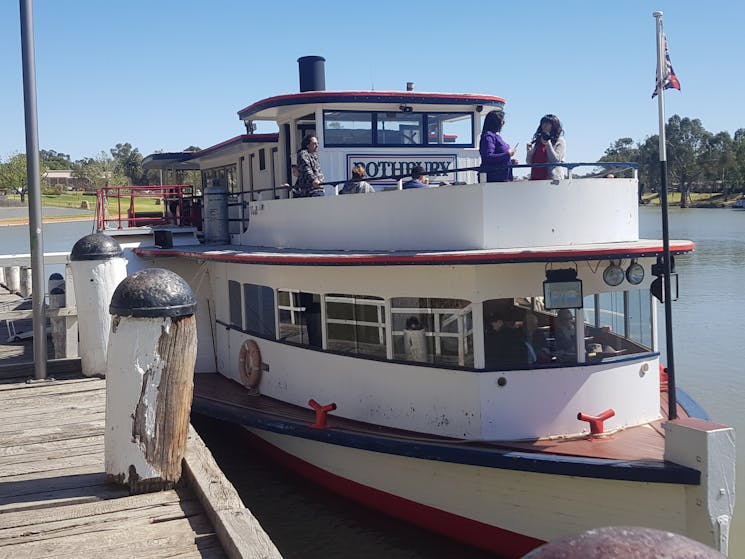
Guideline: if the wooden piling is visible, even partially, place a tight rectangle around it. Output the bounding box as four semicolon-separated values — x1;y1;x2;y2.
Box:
5;267;20;294
69;233;127;376
19;266;32;298
105;268;198;494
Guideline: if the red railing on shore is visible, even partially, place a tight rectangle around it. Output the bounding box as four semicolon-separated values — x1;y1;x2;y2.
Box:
95;185;201;231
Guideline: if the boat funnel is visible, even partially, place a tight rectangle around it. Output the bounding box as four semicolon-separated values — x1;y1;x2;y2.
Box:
298;55;326;92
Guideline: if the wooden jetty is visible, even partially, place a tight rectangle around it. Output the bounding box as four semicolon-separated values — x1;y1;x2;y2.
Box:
0;288;282;558
0;373;281;558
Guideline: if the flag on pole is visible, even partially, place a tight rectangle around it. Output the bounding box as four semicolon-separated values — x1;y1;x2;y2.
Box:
652;35;681;98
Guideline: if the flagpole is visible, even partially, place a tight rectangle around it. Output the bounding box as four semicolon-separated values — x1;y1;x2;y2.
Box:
653;10;677;420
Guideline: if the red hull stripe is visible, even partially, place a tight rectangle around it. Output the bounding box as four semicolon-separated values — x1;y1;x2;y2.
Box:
241;427;545;558
136;241;695;267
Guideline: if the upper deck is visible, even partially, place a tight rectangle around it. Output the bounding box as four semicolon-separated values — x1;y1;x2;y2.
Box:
239;175;639;252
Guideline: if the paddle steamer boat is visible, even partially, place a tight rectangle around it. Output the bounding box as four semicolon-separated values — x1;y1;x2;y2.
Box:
102;57;734;557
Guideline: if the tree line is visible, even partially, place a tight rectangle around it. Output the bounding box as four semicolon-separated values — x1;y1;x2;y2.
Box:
0;143;201;201
600;114;745;208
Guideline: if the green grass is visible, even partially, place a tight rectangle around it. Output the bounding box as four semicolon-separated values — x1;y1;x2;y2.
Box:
38;192;163;213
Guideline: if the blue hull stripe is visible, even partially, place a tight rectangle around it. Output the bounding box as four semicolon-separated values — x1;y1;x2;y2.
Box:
192;396;700;486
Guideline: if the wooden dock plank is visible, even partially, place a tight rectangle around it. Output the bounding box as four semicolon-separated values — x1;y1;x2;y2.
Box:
0;370;280;558
0;512;217;559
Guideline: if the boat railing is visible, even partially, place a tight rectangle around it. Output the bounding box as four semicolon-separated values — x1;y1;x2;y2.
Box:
95;184;199;231
239;161;638;202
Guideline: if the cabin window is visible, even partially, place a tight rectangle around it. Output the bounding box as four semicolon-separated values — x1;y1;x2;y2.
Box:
323;111;373;145
581;289;653;358
483;298;543;369
228;280;242;328
325;294;386;358
391;297;473;367
243;283;275;338
259;149;266;171
277;290;322;348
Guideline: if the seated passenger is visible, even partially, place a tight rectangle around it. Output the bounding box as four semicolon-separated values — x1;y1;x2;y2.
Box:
524;312;551;364
484;309;528;368
403;316;427;362
403;165;429;189
340;164;375;194
552;308;577;361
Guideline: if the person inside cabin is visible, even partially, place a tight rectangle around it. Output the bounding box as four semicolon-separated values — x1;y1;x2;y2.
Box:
403;165;429;189
298;291;323;348
552;308;577;361
403;316;428;362
479;108;517;182
526;114;566;180
484;306;528;368
165;186;180;224
340;164;375;194
296;135;325;197
523;312;551;364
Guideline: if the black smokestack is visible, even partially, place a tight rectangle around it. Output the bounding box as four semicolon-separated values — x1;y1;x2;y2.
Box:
298;56;326;92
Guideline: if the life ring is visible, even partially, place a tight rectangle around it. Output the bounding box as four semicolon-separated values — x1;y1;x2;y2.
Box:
238;339;262;390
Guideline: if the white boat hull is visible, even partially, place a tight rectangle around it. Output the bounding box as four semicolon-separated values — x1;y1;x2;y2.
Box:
241;425;703;558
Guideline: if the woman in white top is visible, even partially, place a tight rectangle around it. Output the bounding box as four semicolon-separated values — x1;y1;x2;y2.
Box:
526;114;566;180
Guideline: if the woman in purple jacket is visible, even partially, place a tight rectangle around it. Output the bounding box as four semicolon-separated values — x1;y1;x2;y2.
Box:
479;108;517;182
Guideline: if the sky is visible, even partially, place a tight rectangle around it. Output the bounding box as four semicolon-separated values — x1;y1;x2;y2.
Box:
1;0;744;167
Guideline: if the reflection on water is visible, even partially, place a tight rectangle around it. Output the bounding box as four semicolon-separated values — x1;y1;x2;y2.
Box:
192;415;493;559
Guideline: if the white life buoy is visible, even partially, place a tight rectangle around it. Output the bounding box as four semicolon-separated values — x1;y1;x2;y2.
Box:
238;339;262;390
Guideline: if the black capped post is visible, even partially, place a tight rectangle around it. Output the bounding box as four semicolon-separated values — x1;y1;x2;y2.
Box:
69;233;127;377
105;268;197;494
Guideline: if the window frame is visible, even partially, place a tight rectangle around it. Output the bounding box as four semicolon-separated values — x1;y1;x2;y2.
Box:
323;110;475;148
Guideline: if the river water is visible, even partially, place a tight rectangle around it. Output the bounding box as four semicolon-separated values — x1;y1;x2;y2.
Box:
1;207;741;557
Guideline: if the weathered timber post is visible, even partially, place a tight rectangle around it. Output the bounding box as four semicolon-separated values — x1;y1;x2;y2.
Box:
48;271;67;358
19;266;32;297
69;234;127;376
5;266;21;294
48;286;66;359
105;267;197;494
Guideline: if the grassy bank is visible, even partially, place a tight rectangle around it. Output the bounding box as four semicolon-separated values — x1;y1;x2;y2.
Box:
1;192;163;226
641;192;745;207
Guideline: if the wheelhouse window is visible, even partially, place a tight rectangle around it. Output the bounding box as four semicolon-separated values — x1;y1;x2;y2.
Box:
391;297;473;367
323;111;372;145
243;283;275;338
377;113;423;145
278;290;322;348
323;110;474;147
427;112;473;146
325;294;386;358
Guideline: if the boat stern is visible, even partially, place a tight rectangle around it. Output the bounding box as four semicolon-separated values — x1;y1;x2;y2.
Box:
664;418;736;554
